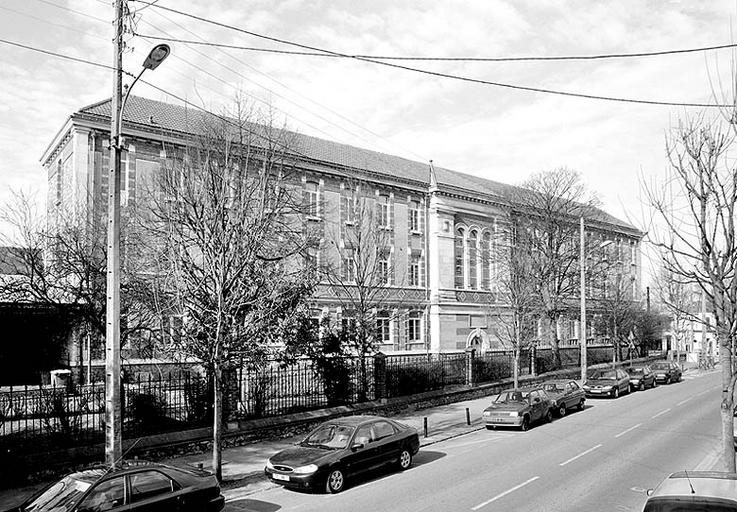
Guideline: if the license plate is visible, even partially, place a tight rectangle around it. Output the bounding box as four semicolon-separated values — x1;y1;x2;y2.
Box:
273;473;290;482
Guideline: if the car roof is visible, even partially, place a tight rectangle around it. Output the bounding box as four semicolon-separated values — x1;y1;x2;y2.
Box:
543;379;575;385
323;415;387;427
650;472;737;501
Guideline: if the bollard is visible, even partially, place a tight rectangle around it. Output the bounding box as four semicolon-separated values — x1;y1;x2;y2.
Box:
466;407;471;425
423;417;428;438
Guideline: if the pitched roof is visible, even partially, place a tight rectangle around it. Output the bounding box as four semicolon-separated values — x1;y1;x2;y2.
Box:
74;96;640;234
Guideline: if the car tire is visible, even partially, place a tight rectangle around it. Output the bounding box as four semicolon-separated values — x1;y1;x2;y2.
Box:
639;382;645;391
613;387;619;399
520;416;530;431
666;376;671;385
397;448;412;471
578;400;585;411
545;410;553;423
558;404;567;417
326;468;346;494
486;425;495;430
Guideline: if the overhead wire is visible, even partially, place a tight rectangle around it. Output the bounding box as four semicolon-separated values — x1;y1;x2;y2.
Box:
138;6;429;161
133;34;737;63
133;0;732;108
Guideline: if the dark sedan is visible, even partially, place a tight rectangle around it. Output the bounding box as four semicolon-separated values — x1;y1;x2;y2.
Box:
542;380;586;416
265;415;420;493
651;361;682;384
4;461;224;512
626;365;656;391
583;368;630;398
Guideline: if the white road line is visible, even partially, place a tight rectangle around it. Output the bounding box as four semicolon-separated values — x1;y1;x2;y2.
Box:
615;423;642;438
471;476;540;510
676;397;692;406
559;444;602;466
652;408;671;419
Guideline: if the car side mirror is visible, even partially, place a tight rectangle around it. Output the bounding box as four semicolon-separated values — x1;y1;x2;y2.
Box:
646;488;654;496
351;442;364;451
533;397;541;403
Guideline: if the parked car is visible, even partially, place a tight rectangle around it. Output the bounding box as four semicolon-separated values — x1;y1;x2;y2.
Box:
541;380;586;416
626;365;656;391
643;471;737;511
3;461;224;512
483;387;554;431
651;361;682;384
265;415;420;493
583;368;630;398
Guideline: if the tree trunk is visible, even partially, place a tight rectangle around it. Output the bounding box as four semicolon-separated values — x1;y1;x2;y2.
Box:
719;330;736;472
212;364;223;483
513;346;520;389
547;316;561;369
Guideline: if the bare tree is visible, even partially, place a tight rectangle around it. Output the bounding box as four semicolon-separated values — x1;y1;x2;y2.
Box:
488;216;539;388
514;168;600;369
594;270;639;364
644;113;737;471
654;257;697;365
324;181;402;399
0;191;158;367
143;102;314;481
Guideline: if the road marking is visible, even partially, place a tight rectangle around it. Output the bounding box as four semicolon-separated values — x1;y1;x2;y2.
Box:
676;397;692;406
615;423;642;438
652;408;671;419
559;444;602;466
471;476;540;510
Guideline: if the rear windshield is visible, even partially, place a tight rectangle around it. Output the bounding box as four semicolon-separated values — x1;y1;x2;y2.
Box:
651;363;670;370
589;370;617;380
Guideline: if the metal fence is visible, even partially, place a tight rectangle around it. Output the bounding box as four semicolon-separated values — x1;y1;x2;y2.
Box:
384;353;466;398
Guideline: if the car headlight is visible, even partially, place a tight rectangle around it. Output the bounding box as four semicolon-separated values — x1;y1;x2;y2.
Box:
602;386;613;390
292;464;318;475
483;411;491;417
509;411;519;417
265;459;275;470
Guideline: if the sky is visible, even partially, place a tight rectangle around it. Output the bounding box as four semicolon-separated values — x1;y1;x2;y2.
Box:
1;0;735;285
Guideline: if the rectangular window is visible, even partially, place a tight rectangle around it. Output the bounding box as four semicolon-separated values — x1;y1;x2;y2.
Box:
303;182;319;217
376;315;390;344
377;194;392;229
342;249;355;282
408;317;421;342
408;202;421;233
409;258;420;287
378;251;390;285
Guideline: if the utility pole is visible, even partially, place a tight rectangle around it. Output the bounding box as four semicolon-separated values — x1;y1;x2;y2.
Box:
580;217;587;383
105;0;124;467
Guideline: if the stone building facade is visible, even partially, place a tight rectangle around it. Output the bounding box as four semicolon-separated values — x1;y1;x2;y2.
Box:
41;96;643;354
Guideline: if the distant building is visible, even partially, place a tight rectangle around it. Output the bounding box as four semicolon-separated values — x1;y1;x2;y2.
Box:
662;288;717;363
42;96;643;354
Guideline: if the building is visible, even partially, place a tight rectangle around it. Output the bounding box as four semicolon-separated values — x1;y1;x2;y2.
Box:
41;96;643;354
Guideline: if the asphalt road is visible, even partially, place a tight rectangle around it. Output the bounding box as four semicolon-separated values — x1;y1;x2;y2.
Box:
225;369;722;512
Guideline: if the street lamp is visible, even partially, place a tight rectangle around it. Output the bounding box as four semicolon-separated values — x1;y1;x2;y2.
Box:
579;217;612;383
105;37;170;467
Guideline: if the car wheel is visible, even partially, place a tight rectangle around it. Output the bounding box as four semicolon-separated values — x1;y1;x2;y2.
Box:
545;410;553;423
520;416;530;431
578;399;585;411
639;382;645;391
666;376;671;385
398;448;412;471
613;387;619;398
558;404;567;417
326;468;345;494
486;425;495;430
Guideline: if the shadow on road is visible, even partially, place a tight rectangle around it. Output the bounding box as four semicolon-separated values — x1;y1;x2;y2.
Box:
412;449;446;467
226;498;281;511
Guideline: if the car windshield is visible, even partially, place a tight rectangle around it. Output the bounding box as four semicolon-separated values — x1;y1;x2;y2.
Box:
23;476;92;512
301;424;355;449
644;498;737;512
651;363;670;370
542;384;563;392
589;370;618;380
495;391;528;403
627;368;645;375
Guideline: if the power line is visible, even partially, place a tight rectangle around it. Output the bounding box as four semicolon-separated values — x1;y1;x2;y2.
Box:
136;0;733;108
134;33;737;63
0;38;113;72
138;7;428;161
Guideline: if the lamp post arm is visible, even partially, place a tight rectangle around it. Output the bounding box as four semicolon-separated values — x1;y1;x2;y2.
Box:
116;68;146;144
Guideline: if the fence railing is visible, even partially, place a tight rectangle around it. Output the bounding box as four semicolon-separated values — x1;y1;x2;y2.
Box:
1;345;657;456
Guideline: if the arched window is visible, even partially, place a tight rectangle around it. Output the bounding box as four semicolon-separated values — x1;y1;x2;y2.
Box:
482;231;491;290
454;227;465;288
469;230;478;289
